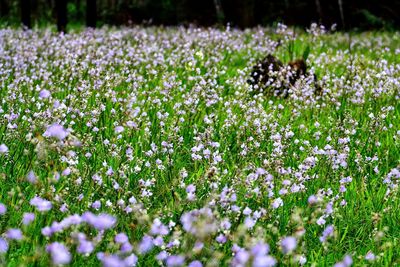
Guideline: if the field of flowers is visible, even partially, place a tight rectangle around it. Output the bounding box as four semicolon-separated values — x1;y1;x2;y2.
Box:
0;25;399;266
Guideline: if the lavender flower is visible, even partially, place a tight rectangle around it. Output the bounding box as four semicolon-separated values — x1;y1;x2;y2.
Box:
188;260;203;267
26;170;37;183
77;240;94;255
82;212;116;230
216;234;227;244
138;235;154;253
120;242;133;253
166;255;185;267
30;196;52;212
319;225;334;243
251;242;270;256
0;144;8;154
91;200;101;210
44;123;68;140
47;242;71;265
115;232;129;244
22;212;35;225
98;254;125;267
0;203;6;215
124;254;138;266
232;250;250;265
0;238;9;253
334;255;353;267
244;217;256;229
281;236;297;254
365;251;376;261
272;198;283;209
115;126;124;134
6;228;23;240
39;89;51;99
186;184;196;201
253;255;277;267
150;218;169;236
156;251;168;261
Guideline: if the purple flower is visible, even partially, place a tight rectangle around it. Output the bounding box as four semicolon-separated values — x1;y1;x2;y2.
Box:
115;232;129;244
98;254;124;267
186;184;196;193
39;89;51;99
220;219;231;230
91;200;101;210
281;236;297;254
251;242;270;256
150;219;169;236
120;242;133;253
82;212;116;230
216;234;227;244
365;251;376;261
233;250;250;265
325;202;333;214
0;238;8;254
272;198;283;209
244;217;255;229
253;255;277;267
77;240;94;255
27;170;37;183
0;144;8;154
124;254;138;266
115;126;124;134
156;251;168;261
0;203;6;215
307;195;318;204
188;260;203;267
153;236;164;247
30;196;52;212
138;235;154;253
343;255;353;266
44;123;68;140
166;255;185;267
22;212;35;225
319;225;334;243
6;228;23;240
334;255;353;267
186;184;196;200
41;226;53;236
62;167;71;176
243;207;252;215
47;242;71;265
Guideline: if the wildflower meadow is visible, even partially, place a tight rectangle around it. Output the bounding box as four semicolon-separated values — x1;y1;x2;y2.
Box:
0;25;399;266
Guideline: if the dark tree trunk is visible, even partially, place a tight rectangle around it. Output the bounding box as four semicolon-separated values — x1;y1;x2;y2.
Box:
56;0;67;33
0;0;9;18
86;0;96;27
338;0;345;29
213;0;225;24
76;0;82;21
21;0;31;29
315;0;324;23
241;0;255;28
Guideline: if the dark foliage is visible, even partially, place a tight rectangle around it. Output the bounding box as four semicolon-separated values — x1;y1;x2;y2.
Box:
1;0;399;30
248;54;321;97
56;0;67;32
86;0;96;27
20;0;31;28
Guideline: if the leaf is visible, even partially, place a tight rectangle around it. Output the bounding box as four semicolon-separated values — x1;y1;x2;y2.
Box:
302;45;311;61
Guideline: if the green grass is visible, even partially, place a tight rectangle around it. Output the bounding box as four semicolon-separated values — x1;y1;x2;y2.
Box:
0;26;399;266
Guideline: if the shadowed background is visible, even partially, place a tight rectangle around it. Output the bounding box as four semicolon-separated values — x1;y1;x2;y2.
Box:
0;0;399;30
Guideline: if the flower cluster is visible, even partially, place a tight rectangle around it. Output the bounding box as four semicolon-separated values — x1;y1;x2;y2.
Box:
0;24;398;266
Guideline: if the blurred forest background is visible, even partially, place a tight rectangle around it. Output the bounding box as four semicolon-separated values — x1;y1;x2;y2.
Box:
0;0;399;30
